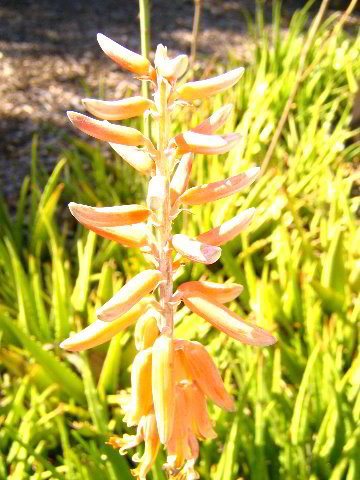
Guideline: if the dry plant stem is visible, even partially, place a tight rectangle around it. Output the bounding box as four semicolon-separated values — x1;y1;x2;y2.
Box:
191;0;202;67
301;0;359;81
260;0;329;176
139;0;151;139
157;78;173;332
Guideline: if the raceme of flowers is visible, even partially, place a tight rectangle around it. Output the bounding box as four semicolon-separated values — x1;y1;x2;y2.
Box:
60;33;276;480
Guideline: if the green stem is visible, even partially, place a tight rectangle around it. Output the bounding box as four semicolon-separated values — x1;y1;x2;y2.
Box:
139;0;151;139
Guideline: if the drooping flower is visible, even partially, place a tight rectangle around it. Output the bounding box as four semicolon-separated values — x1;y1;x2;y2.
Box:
61;33;276;480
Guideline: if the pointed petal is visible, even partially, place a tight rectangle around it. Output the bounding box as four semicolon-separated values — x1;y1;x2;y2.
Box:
170;153;193;205
59;297;150;351
109;144;155;175
182;294;276;346
179;167;260;205
176;67;244;101
172;234;221;265
81;223;148;248
177;280;243;304
97;270;164;322
67;112;156;153
173;131;241;155
180;340;235;411
69;203;150;227
191;104;233;135
152;334;175;445
97;33;154;77
196;208;255;246
82;96;154;121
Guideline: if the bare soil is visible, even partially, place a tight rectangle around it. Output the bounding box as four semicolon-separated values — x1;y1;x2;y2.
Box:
0;0;355;206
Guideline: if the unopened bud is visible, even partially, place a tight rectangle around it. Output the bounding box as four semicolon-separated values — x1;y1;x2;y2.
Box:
176;67;244;101
152;334;175;445
179;168;260;205
172;234;221;265
97;270;164;322
69;203;150;228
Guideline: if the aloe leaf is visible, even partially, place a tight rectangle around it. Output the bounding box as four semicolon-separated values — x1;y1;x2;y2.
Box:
4;237;42;338
1;315;85;404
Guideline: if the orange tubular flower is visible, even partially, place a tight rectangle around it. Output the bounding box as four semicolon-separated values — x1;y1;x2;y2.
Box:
61;32;276;480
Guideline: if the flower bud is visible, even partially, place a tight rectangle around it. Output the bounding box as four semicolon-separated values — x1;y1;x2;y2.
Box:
124;349;153;426
182;293;276;346
97;33;155;78
109;144;155;175
135;309;160;351
147;176;166;211
196;208;255;246
80;223;149;248
173;131;241;155
97;270;164;322
179;167;260;205
152;334;175;445
170;153;193;205
172;234;221;265
191;104;233;135
82;96;154;121
177;280;243;304
176;67;244;101
67;111;156;153
69;203;150;228
60;297;150;352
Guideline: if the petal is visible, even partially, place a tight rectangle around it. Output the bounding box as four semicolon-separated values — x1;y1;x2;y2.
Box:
182;294;276;346
183;383;217;440
179;167;260;205
177;280;243;304
97;33;154;77
170;153;193;206
196;208;255;246
59;297;150;351
81;223;149;248
180;340;235;411
176;67;244;101
109;144;155;175
172;234;221;265
69;203;150;227
152;334;175;445
191;104;233;135
97;270;164;322
173;131;241;155
82;96;154;121
67;111;156;153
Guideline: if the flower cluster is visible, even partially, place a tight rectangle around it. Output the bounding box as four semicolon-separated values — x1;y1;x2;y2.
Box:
61;34;276;480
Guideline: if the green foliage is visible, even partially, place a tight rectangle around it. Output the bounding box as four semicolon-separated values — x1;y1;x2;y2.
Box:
0;2;359;479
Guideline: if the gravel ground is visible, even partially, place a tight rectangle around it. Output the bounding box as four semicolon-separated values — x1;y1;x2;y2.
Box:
0;0;356;206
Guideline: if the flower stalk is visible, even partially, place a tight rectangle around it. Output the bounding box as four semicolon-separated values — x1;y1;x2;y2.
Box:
61;34;276;480
157;76;173;333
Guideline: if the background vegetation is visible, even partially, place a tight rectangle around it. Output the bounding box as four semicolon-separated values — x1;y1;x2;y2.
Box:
0;1;359;479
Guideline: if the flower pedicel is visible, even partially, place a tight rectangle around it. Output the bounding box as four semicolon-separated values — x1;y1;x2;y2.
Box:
61;34;276;480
